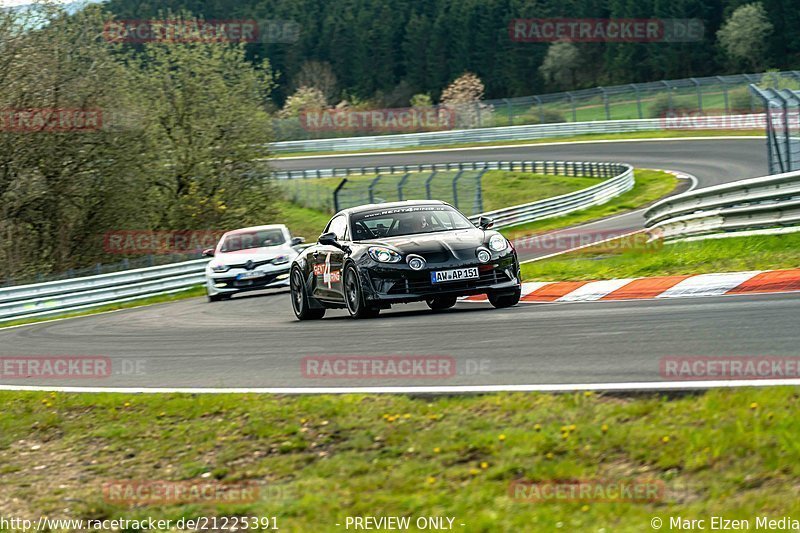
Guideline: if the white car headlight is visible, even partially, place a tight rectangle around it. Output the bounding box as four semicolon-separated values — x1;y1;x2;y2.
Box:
368;246;402;263
210;263;229;273
488;234;508;252
272;254;290;265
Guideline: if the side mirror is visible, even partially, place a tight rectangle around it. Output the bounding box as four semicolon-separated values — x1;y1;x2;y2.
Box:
478;216;494;230
291;236;305;246
202;248;215;257
318;232;338;246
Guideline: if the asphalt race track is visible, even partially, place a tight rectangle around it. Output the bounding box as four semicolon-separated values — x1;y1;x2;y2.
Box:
2;138;798;390
274;138;769;262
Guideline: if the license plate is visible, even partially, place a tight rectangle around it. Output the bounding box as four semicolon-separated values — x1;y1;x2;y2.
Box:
431;267;479;284
236;271;266;280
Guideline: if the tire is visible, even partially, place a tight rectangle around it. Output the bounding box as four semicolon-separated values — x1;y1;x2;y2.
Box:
344;264;380;319
488;289;521;309
426;295;458;311
290;267;326;320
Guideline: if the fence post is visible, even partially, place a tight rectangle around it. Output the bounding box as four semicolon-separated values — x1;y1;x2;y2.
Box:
397;172;411;201
333;179;348;212
425;171;438;199
690;78;702;113
661;80;673;115
368;175;382;204
473;169;486;215
534;95;544;123
717;76;729;114
599;87;610;120
631;84;642;118
504;98;513;126
452;170;465;208
566;92;577;121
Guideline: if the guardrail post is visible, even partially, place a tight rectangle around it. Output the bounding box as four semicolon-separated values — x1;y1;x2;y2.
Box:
534;95;544;123
333;178;348;212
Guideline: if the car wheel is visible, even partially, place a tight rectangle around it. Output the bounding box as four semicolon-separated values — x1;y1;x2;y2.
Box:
426;295;458;311
344;265;380;319
291;267;325;320
488;289;521;309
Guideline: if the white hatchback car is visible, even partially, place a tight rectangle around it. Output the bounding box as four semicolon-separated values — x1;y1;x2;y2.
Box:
203;224;304;302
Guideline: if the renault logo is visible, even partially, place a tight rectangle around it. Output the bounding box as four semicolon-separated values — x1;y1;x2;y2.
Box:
245;260;255;270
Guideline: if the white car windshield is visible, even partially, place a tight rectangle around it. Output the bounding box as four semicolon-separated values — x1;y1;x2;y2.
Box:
220;229;285;252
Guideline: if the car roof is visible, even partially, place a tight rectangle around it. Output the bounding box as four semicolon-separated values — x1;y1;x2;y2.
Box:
340;200;448;217
223;224;288;237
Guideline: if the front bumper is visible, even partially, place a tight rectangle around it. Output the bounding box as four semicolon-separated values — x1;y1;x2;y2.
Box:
206;266;291;294
360;255;520;304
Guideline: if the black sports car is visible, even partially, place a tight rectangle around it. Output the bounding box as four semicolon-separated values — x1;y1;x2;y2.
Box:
289;200;521;319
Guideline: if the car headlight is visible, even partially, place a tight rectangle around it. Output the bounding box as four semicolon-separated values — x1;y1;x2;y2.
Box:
368;246;402;263
488;234;508;252
210;263;229;273
272;254;290;265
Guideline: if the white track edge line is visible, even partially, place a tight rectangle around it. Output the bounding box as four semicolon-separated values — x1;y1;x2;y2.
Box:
1;379;799;394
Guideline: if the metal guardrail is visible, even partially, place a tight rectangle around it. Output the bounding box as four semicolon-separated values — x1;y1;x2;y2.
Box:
2;160;633;323
269;114;765;153
0;259;209;323
469;163;634;228
644;170;800;241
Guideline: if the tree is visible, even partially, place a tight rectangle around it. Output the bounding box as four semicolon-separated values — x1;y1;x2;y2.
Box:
539;42;581;90
717;3;774;70
131;21;277;231
291;60;338;104
440;72;492;128
278;86;328;118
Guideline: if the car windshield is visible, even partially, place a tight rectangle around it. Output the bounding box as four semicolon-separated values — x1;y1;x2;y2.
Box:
220;229;285;252
350;206;474;240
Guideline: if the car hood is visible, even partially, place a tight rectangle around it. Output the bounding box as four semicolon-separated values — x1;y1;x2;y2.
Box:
213;246;295;265
363;228;489;263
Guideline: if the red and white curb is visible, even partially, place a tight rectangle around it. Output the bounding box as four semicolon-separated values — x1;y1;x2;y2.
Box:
465;268;800;303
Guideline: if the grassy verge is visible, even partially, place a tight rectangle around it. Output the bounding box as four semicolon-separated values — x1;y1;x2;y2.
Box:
0;388;797;530
502;169;679;240
480;171;597;212
273;129;762;159
274;198;332;241
0;286;205;329
521;232;800;281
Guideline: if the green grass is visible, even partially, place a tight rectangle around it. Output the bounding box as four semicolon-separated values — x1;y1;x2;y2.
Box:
502;169;679;240
274;198;332;241
0;388;798;530
521;232;800;282
481;171;598;212
274;129;762;158
0;286;205;329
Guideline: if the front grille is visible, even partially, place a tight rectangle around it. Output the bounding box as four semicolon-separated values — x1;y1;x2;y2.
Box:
227;258;277;270
384;268;512;295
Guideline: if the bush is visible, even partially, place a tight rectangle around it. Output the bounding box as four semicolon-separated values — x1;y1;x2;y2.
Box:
728;87;753;113
648;93;696;118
